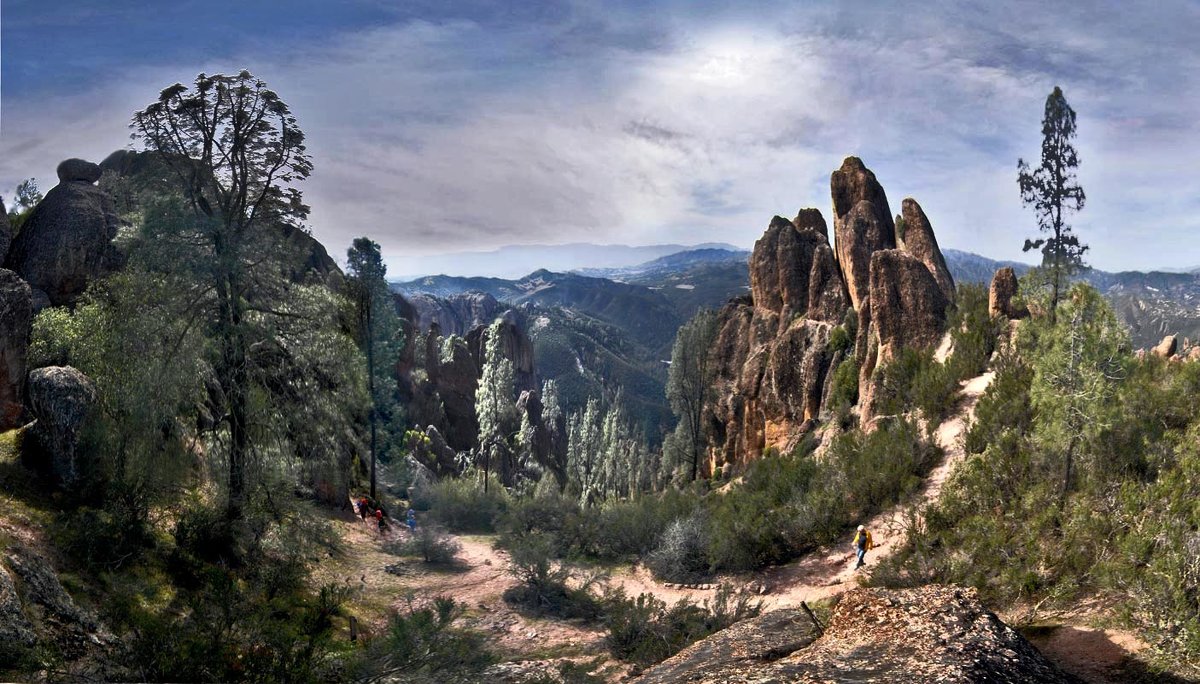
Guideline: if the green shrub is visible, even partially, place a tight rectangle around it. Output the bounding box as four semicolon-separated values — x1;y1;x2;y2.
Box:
354;595;494;682
828;356;859;410
826;419;940;516
602;584;761;666
426;475;508;533
389;525;462;565
502;533;604;620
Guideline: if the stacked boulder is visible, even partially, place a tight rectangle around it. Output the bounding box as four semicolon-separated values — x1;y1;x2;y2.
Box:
704;157;955;473
4;158;122;309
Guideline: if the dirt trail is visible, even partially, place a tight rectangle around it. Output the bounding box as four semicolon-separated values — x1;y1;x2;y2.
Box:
329;370;997;624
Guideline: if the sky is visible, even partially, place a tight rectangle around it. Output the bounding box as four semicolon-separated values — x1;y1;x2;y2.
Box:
2;0;1198;275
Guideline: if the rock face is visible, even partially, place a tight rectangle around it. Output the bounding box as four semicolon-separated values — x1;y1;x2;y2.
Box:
1;543;107;662
1153;334;1178;358
0;269;33;430
4;160;122;307
989;266;1026;319
26;366;96;486
706;207;849;470
898;198;955;302
0;198;12;265
831;157;896;311
637;586;1078;684
408;291;505;337
466;312;537;394
704;157;953;472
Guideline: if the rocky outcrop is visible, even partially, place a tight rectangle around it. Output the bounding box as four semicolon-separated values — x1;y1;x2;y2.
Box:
467;312;537;394
989;266;1027;319
2;543;108;662
0;269;33;430
858;250;952;422
637;586;1078;683
4;159;122;307
433;335;481;451
1153;334;1178;358
0;198;12;265
516;389;555;476
705;206;851;467
407;291;505;337
831;157;896;310
56;158;103;184
898;198;955;302
705;157;954;471
26;366;96;486
409;424;460;477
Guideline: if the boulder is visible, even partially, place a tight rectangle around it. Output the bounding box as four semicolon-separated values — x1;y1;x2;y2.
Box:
989;266;1027;319
898;198;955;302
637;586;1078;683
55;158;103;184
412;425;459;477
0;197;12;265
1153;334;1178;359
5;161;123;306
0;269;33;430
26;366;96;486
830;157;896;310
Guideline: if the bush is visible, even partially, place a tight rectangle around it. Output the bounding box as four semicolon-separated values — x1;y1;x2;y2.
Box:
645;512;710;583
389;525;462;565
426;475;508;533
502;533;604;620
602;584;761;666
354;595;494;682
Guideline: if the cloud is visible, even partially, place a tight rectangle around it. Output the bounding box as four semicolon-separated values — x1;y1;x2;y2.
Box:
1;1;1198;272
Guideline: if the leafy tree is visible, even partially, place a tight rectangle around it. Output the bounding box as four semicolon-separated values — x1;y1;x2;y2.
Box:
1018;86;1087;322
1026;283;1127;509
476;318;518;491
666;310;719;480
132;71;314;521
7;178;43;231
347;237;403;499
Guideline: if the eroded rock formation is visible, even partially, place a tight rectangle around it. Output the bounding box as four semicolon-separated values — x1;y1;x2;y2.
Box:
705;157;954;472
0;269;33;430
4;159;122;307
636;586;1077;683
989;266;1026;319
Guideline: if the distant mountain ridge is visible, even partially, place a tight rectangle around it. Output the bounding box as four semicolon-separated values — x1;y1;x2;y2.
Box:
387;241;743;280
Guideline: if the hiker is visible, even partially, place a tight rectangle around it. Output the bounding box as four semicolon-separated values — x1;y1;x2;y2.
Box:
852;524;874;569
358;497;370;521
374;507;387;535
406;508;417;533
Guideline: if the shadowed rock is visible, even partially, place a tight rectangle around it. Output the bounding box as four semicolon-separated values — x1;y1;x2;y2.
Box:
56;158;103;184
0;269;32;430
26;366;97;487
5;159;123;307
0;198;12;265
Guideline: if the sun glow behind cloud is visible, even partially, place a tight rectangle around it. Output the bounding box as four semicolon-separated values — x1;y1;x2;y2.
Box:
0;1;1198;273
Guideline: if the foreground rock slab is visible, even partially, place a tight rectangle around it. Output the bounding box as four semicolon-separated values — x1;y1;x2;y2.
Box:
637;585;1080;683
